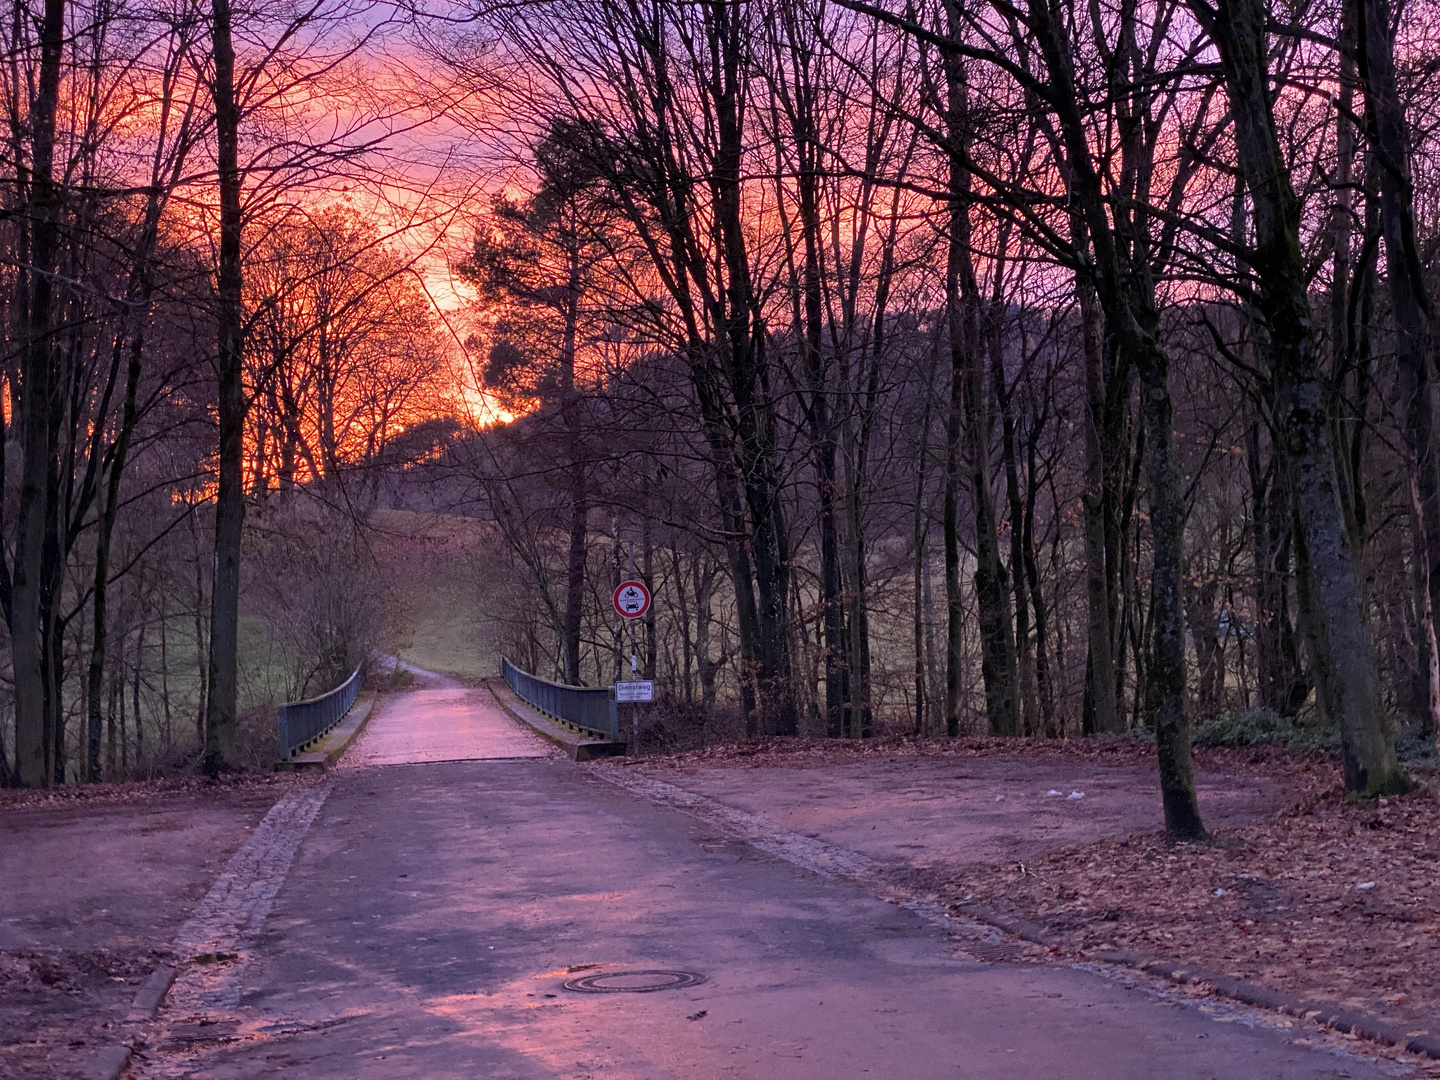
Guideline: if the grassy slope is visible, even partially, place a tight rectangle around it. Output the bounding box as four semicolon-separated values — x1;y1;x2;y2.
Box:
373;509;493;679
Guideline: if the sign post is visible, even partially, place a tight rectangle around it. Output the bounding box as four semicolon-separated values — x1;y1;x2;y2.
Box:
613;576;653;752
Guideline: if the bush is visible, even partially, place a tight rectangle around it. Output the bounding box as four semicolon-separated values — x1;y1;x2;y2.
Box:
631;699;746;755
1190;707;1339;751
1191;708;1290;747
1396;726;1438;765
365;666;415;693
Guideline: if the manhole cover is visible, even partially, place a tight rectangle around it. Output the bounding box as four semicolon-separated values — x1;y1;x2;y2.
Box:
562;970;708;994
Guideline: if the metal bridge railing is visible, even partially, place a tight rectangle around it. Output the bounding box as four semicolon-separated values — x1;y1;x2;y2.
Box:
501;657;618;739
277;665;363;759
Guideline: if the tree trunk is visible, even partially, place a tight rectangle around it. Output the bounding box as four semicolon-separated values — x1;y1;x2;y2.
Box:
913;383;935;735
813;371;848;737
843;252;891;742
672;546;694;704
560;247;586;684
1409;469;1440;739
1023;425;1057;734
670;13;788;734
9;0;66;787
1355;0;1440;738
844;461;874;739
563;470;587;684
106;671;117;777
204;0;245;775
160;593;172;750
610;515;623;683
118;643;129;772
1187;575;1224;717
804;284;847;738
134;620;146;766
1024;0;1205;834
708;434;760;730
693;557;717;717
642;519;656;679
1197;0;1406;795
1138;352;1206;837
1078;275;1122;735
88;325;146;781
994;310;1039;734
1248;419;1312;716
913;484;928;735
88;167;165;781
943;27;1017;737
190;511;208;747
42;602;63;783
944;330;965;738
782;49;848;737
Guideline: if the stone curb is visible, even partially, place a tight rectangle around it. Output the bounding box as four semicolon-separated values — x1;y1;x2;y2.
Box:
85;1044;132;1080
952;903;1051;947
1108;954;1440;1060
276;692;377;771
484;679;626;761
125;964;176;1021
955;901;1439;1059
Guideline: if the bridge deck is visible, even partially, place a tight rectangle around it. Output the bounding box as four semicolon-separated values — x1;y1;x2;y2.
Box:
348;668;551;765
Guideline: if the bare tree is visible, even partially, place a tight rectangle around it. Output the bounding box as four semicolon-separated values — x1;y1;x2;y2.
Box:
1189;0;1408;795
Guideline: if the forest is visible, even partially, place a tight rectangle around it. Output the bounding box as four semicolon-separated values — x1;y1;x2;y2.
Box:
2;0;1437;837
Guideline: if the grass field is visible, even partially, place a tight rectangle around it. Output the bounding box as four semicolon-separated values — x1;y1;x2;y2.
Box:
374;509;496;679
402;597;491;678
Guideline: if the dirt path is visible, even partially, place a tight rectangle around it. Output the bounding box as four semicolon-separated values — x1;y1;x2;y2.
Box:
392;659;466;690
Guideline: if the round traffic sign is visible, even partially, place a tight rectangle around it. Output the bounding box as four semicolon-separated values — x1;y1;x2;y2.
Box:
613;579;651;619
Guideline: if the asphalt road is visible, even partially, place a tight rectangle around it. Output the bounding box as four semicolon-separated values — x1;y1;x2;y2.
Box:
144;691;1403;1079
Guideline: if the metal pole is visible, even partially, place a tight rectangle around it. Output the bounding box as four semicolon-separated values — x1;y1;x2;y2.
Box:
630;615;639;753
625;541;641;754
627;541;639;682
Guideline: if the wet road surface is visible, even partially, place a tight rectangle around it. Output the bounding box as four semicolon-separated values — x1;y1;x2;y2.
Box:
139;684;1406;1079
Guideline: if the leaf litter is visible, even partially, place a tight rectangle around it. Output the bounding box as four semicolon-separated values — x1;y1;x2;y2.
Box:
944;767;1440;1041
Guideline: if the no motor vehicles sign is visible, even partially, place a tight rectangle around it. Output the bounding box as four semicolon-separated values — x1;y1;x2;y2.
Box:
613;580;651;619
